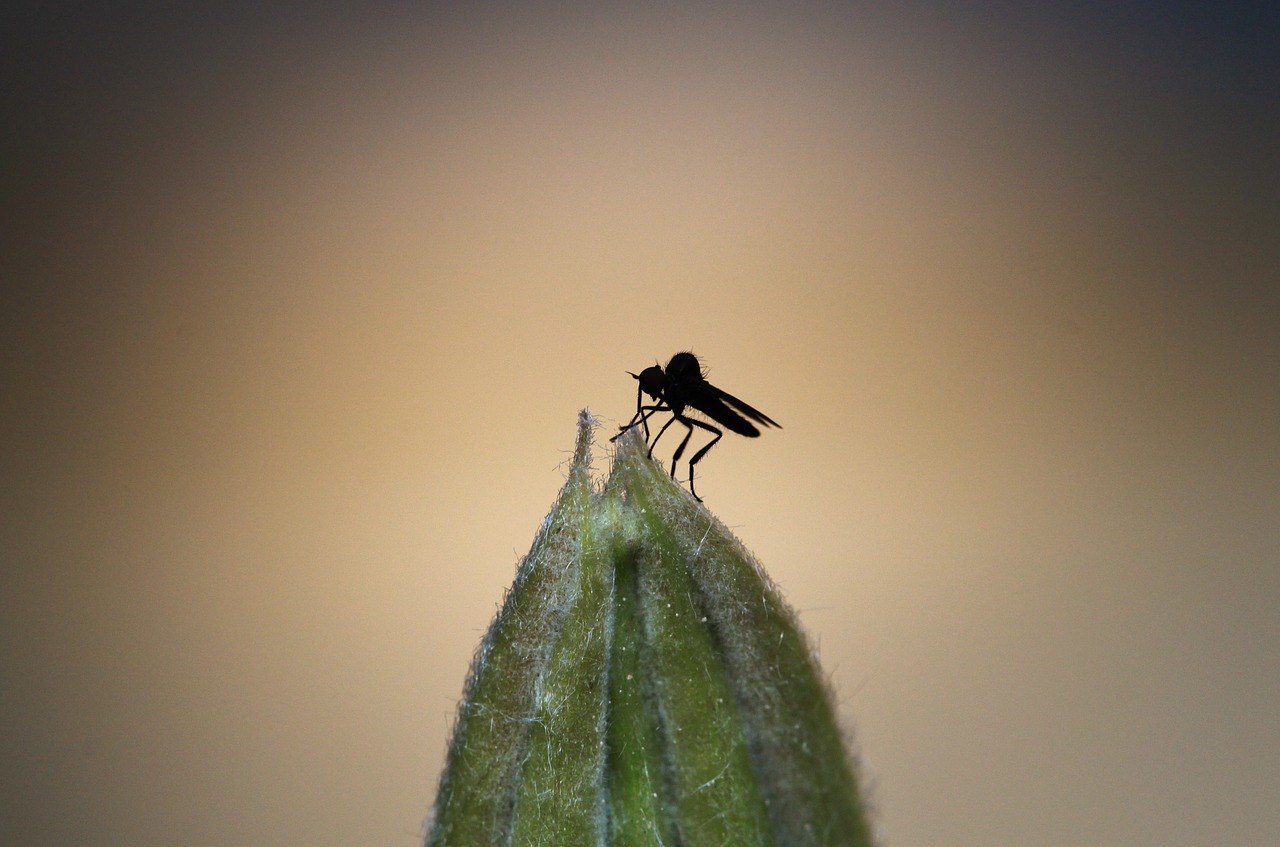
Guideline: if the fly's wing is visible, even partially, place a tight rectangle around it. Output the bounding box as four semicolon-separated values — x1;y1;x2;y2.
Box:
709;385;781;432
683;382;780;437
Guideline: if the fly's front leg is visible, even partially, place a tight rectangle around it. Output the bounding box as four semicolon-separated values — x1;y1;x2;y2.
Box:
612;400;669;443
613;382;649;440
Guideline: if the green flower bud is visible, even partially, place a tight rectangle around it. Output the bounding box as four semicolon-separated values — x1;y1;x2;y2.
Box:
427;411;874;846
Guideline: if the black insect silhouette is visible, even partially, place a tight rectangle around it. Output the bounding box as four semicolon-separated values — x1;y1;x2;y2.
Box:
612;351;780;501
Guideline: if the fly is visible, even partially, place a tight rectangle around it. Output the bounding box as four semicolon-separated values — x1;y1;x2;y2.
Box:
612;351;780;501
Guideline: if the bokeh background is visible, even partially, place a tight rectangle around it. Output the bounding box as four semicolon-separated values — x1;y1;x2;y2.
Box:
3;2;1277;845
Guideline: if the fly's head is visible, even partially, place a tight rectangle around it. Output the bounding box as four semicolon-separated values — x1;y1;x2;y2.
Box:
630;365;668;401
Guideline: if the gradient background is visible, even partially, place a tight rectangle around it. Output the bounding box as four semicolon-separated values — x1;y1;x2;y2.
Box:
3;2;1277;845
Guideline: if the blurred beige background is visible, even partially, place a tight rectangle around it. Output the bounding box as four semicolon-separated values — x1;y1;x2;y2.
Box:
3;3;1276;845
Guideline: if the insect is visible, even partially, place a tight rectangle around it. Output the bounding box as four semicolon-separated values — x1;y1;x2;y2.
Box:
612;352;780;501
